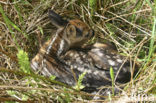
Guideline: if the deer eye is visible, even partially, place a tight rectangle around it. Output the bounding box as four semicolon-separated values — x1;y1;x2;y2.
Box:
76;28;82;37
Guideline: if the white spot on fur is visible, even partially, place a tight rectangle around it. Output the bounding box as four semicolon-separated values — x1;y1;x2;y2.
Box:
114;67;118;70
97;52;103;57
82;69;92;74
93;71;99;75
77;67;85;72
74;65;77;69
108;59;115;66
117;59;122;63
46;32;59;54
67;62;71;65
111;52;115;55
40;59;51;76
57;39;65;56
101;71;106;76
31;62;38;71
74;54;79;58
106;55;111;59
69;53;74;57
76;57;81;62
82;54;86;58
116;55;120;58
92;48;103;57
113;56;117;59
86;83;90;87
79;61;83;64
42;67;51;76
91;48;99;52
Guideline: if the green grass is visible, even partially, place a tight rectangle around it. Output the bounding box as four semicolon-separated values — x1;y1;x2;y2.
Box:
110;67;115;96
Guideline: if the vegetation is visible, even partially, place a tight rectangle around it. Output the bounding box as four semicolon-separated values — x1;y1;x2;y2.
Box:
0;0;155;102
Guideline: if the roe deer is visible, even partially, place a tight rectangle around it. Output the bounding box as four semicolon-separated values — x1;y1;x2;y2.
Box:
31;10;138;93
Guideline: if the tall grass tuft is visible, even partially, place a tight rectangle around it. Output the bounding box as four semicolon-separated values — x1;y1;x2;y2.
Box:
89;0;97;17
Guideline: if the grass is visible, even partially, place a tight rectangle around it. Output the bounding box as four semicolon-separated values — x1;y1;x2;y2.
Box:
0;0;155;102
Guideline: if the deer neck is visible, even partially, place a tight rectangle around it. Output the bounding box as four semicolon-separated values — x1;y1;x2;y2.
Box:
40;28;70;58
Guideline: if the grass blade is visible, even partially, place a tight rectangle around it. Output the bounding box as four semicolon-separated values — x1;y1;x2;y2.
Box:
148;17;156;60
110;67;115;96
0;4;28;39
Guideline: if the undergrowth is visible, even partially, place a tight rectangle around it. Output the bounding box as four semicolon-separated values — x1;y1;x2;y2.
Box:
0;0;155;102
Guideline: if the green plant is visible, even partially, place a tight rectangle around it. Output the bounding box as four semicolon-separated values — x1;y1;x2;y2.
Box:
74;72;86;91
110;67;115;96
89;0;97;17
17;49;31;74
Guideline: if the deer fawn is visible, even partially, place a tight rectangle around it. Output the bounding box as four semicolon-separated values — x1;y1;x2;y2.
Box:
31;10;137;93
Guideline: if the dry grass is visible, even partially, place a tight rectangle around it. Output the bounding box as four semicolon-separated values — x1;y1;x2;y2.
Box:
0;0;155;102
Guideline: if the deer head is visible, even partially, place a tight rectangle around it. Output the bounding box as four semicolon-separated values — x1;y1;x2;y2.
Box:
31;10;94;78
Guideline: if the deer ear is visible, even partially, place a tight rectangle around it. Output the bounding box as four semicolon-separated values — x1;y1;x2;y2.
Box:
66;24;76;38
48;10;68;28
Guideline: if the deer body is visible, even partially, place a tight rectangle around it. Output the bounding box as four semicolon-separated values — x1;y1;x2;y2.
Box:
31;10;135;92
